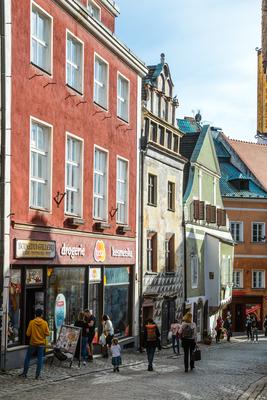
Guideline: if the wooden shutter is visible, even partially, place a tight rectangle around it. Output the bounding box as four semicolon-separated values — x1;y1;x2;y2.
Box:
206;205;211;223
193;200;200;220
199;201;205;220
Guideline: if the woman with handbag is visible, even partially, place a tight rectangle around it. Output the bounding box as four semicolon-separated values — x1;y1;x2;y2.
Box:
179;312;197;373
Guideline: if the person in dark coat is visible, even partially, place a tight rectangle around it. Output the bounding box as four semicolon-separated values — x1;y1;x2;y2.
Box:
143;319;161;371
74;311;88;365
223;316;232;342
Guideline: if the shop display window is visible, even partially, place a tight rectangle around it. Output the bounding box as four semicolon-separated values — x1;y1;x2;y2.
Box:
8;269;21;345
104;267;130;337
47;267;85;343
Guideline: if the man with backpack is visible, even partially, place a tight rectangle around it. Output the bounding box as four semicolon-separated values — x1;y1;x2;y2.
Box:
179;312;197;373
143;319;161;371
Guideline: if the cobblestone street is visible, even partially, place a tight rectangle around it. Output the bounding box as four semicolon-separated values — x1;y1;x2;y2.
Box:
0;335;267;400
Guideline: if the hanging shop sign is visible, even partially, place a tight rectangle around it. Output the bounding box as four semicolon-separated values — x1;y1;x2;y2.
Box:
15;239;56;259
111;246;133;258
55;293;66;330
89;267;101;283
94;240;106;262
60;243;85;259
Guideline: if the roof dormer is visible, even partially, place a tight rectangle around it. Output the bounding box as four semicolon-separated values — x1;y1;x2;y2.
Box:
85;0;120;33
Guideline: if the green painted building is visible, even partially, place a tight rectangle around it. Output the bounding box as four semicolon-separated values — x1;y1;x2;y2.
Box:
179;118;234;340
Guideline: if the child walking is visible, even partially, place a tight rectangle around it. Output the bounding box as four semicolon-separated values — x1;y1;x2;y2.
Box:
111;338;121;372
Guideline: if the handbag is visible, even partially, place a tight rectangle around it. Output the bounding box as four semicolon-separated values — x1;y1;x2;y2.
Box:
168;330;173;341
191;345;201;362
99;333;106;346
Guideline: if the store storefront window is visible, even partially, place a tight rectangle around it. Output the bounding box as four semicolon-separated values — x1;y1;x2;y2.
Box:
47;267;85;342
8;269;21;345
104;267;130;337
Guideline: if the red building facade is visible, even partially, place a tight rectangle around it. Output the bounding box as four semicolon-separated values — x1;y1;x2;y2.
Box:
5;0;146;367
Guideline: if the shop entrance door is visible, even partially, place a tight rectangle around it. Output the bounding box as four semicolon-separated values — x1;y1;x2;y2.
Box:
161;300;175;345
25;289;45;342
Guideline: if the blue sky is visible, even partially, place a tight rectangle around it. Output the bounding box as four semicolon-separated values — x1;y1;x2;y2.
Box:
116;0;261;141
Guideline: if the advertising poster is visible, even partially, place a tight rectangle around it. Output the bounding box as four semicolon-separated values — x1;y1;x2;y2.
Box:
55;293;66;330
56;325;81;357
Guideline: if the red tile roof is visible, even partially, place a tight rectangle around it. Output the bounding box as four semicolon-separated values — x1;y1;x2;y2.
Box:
224;137;267;190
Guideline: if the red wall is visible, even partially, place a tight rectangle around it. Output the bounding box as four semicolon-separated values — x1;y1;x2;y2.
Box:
11;0;138;238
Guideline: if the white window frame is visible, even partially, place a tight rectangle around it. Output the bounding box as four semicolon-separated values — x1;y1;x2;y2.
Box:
65;133;84;217
29;117;52;211
117;72;130;122
116;156;129;225
233;269;243;289
31;1;53;75
252;270;265;289
191;254;198;289
251;222;266;243
87;0;101;21
94;53;109;110
66;30;84;94
230;221;244;242
93;146;108;221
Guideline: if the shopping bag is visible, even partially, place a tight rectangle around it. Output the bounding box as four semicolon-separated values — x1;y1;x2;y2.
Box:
191;345;201;362
168;330;173;341
99;333;106;346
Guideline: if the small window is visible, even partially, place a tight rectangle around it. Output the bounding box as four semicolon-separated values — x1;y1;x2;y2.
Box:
30;120;51;209
93;148;108;220
191;255;198;289
117;74;129;122
151;123;157;142
147;233;157;272
252;222;265;243
166;130;172;150
65;135;83;216
252;270;265;289
154;94;160;117
66;32;83;93
173;135;179;152
31;4;52;73
159;126;165;146
167;181;175;211
148;174;157;206
88;0;101;21
94;55;108;109
165;235;175;272
230;222;243;242
164;99;169;121
116;158;128;224
233;270;243;288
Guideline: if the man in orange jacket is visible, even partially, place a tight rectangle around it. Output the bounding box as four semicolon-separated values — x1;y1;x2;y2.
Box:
20;309;50;379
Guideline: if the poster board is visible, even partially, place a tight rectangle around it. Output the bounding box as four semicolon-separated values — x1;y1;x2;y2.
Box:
55;325;81;364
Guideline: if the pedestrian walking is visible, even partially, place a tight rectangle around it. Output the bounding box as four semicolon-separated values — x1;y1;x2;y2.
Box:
245;315;252;341
102;314;114;358
215;316;223;343
223;316;232;342
74;311;88;365
84;309;96;361
263;315;267;337
111;338;122;372
170;319;181;355
19;309;50;379
143;318;161;371
251;316;259;343
179;312;197;373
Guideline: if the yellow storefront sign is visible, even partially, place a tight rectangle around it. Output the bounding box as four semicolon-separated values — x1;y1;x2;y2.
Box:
15;239;56;259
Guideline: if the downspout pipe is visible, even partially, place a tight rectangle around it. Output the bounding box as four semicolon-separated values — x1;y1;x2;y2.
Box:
182;211;187;313
0;0;7;370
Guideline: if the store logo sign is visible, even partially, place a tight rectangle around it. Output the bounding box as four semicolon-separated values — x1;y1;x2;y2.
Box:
60;243;85;259
111;247;133;258
94;240;106;262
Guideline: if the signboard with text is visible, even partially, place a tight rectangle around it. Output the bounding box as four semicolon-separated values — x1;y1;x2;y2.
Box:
15;239;56;259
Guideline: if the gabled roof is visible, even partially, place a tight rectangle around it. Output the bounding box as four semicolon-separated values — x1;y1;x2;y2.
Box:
224;137;267;191
213;137;267;199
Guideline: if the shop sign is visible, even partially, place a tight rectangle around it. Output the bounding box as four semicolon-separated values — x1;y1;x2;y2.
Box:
111;246;133;258
94;240;106;262
60;243;85;259
16;239;56;259
89;267;101;283
55;293;66;330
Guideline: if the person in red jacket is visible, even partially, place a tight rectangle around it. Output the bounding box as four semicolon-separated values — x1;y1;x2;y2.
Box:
215;316;223;343
20;309;50;379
